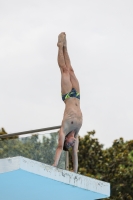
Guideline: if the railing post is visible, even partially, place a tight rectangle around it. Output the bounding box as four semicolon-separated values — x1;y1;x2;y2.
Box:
65;151;69;170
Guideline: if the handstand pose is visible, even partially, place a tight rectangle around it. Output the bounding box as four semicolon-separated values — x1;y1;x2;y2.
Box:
53;32;83;173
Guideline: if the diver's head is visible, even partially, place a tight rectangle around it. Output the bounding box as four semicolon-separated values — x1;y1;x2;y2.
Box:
63;131;76;151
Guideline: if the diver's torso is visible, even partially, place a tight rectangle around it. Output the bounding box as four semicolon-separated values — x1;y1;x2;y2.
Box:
62;98;83;135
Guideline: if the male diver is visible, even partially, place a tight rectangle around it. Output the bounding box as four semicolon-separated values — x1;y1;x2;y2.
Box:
53;32;83;173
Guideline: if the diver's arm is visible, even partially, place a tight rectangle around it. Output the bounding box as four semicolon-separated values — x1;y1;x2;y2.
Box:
72;135;79;173
53;128;65;167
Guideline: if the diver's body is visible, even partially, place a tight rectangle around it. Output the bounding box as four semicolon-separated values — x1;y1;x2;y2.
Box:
62;98;82;136
53;32;82;173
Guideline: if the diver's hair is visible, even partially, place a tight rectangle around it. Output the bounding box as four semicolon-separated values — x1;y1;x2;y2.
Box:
63;141;69;151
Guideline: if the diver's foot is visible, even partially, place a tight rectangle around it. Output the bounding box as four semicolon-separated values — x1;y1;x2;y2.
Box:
57;32;65;48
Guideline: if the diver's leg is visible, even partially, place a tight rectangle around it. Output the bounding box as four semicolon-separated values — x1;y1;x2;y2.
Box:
57;32;72;94
63;34;73;71
57;32;66;71
63;34;80;93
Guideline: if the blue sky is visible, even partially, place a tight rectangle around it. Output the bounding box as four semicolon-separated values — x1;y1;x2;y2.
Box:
0;0;133;147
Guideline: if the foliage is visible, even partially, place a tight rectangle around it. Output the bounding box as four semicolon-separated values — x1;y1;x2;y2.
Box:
69;131;133;200
0;128;8;135
0;130;65;169
0;127;18;140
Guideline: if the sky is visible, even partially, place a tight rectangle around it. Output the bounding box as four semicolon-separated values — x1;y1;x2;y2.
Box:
0;0;133;148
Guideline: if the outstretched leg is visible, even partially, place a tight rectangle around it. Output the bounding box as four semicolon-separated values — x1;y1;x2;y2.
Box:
63;34;80;93
57;32;72;94
57;32;66;72
63;35;73;71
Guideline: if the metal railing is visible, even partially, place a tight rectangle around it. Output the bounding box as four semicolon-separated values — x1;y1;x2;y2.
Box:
0;126;61;139
0;125;69;170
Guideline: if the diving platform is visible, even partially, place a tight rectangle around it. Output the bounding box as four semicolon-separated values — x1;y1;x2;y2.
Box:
0;156;110;200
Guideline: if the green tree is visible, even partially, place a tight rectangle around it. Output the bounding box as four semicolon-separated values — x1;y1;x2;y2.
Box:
0;128;8;135
0;130;65;169
101;138;133;200
69;131;133;200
